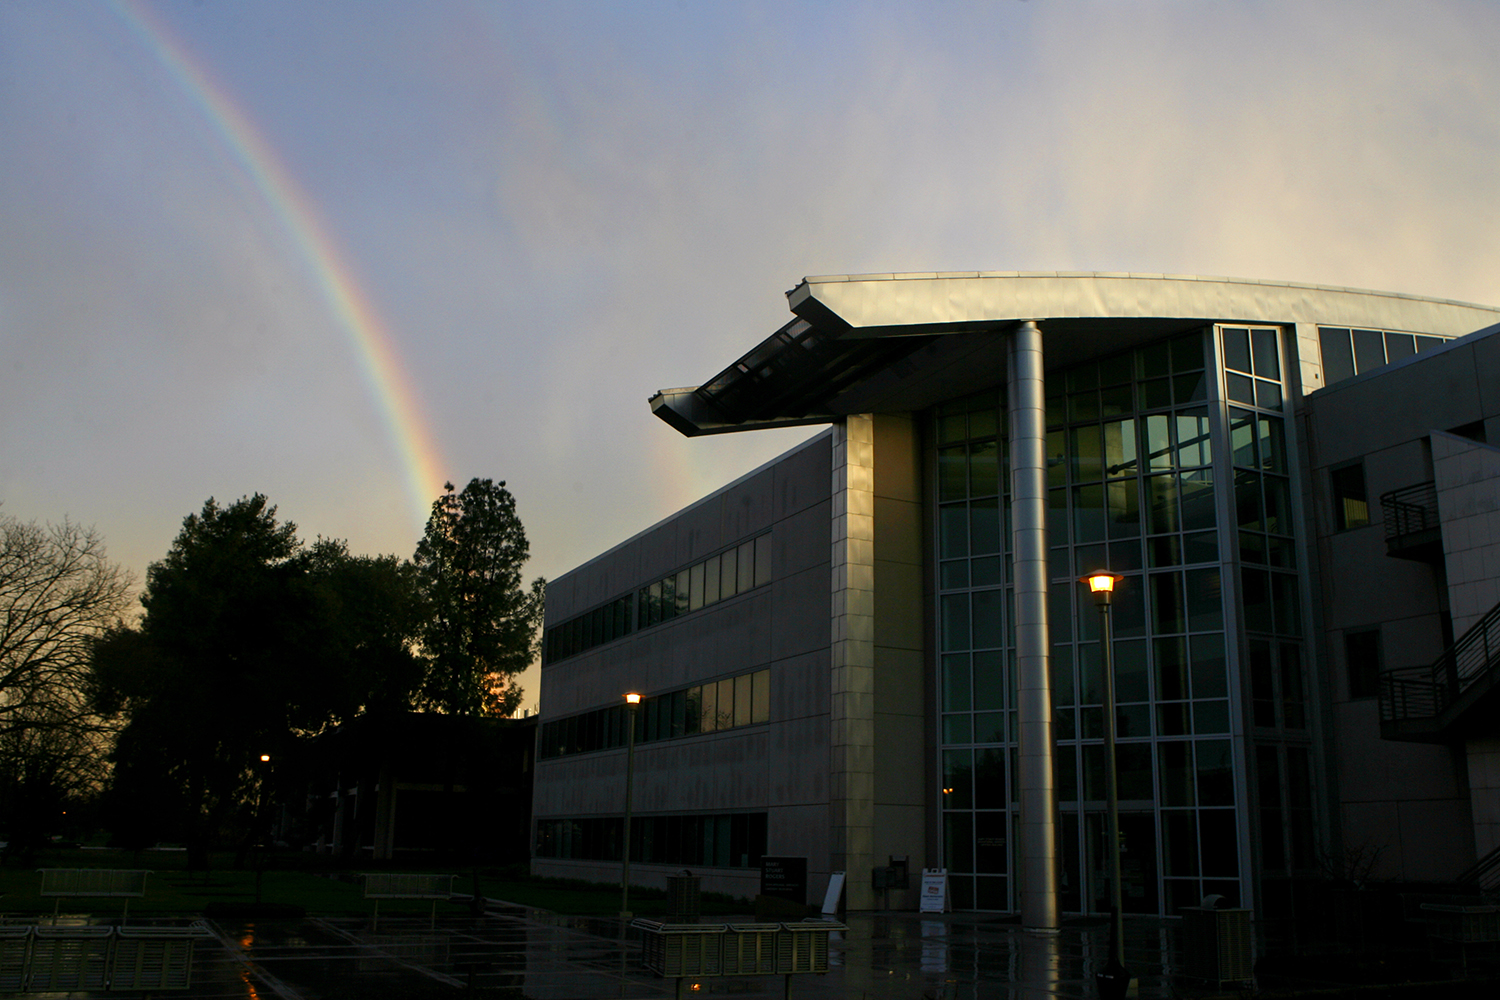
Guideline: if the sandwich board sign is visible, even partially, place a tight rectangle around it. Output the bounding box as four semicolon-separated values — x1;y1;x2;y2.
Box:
919;868;950;913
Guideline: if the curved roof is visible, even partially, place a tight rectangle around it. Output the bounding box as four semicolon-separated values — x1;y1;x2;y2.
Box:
652;272;1500;436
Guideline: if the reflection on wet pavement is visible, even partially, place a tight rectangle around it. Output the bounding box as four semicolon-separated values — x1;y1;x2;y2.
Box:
24;905;1210;998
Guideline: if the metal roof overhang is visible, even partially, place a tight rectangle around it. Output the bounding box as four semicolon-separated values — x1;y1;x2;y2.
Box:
650;272;1500;437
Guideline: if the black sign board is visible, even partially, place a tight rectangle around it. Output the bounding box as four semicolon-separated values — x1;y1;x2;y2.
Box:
759;856;807;903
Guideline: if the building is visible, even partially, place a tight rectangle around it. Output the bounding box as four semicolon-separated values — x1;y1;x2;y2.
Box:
532;272;1500;922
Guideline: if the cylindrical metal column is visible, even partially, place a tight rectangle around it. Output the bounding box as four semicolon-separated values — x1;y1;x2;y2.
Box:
1008;320;1058;932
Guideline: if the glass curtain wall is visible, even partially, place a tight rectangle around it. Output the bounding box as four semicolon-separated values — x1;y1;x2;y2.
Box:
935;327;1307;915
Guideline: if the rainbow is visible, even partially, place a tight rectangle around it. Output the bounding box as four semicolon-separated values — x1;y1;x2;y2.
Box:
108;1;449;531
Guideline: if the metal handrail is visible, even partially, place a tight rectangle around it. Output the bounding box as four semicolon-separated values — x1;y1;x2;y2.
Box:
1380;598;1500;726
1379;481;1438;542
1455;840;1500;893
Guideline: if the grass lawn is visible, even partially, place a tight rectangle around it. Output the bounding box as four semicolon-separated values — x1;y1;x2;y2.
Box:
0;847;748;920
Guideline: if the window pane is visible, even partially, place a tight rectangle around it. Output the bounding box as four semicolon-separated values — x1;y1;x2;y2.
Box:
1151;572;1185;634
971;441;1000;497
676;570;690;615
1144;414;1173;470
721;546;738;597
717;678;735;729
972;589;1004;650
734;673;752;727
1331;464;1368;530
700;681;717;732
1345;629;1382;699
944;654;972;712
755;534;773;587
1352;328;1386;373
1320;328;1355;384
1222;327;1252;373
939;446;968;500
1071;425;1103;483
704;555;721;605
1379;331;1416;362
1074;484;1106;544
971;497;1001;555
942;594;971;652
1180;470;1216;532
1176;409;1212;467
737;541;754;593
752;669;770;723
1251;327;1279;379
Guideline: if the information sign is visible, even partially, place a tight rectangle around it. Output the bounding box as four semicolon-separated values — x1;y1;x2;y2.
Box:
919;868;950;913
759;856;808;903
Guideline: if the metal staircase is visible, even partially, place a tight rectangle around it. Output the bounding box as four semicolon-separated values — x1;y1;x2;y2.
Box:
1380;598;1500;742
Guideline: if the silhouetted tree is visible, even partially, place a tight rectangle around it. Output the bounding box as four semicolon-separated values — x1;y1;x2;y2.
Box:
413;479;544;716
0;513;132;852
90;496;426;851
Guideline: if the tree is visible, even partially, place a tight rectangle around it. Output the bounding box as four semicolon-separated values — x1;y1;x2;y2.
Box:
413;479;544;716
90;496;432;851
90;495;308;851
0;513;132;851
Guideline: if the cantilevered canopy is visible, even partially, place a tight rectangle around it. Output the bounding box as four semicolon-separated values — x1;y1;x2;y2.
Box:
650;272;1500;437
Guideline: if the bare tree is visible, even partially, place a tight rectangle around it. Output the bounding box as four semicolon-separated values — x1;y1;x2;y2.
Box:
0;513;133;845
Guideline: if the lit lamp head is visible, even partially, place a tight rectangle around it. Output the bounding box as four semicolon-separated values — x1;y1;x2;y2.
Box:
259;754;271;763
1084;571;1120;607
625;692;641;710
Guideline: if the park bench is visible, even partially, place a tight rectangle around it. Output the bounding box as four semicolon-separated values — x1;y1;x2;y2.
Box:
631;918;846;999
361;872;455;929
1420;901;1500;974
0;922;209;992
38;869;151;922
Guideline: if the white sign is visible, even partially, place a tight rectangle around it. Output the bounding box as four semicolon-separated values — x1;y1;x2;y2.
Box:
919;868;950;913
822;871;846;916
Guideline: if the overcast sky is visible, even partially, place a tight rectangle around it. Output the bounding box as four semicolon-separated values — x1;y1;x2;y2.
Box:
4;0;1498;713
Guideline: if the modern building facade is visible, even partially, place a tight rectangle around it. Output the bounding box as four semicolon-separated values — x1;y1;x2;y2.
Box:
532;272;1500;921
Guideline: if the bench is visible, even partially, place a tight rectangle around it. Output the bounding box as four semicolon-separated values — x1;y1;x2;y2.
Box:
37;869;151;922
1420;902;1500;973
631;918;846;999
0;923;209;992
361;873;455;930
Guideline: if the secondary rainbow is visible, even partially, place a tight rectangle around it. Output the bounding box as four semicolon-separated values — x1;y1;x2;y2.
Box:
110;1;449;530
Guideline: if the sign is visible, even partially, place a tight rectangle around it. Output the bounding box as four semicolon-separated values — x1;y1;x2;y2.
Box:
822;871;846;916
919;868;950;913
759;856;808;903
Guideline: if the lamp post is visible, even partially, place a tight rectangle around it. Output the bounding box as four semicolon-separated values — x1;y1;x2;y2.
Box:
1084;571;1130;1000
620;692;641;920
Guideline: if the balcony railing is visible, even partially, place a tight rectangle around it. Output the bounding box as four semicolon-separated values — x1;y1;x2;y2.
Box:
1380;598;1500;740
1378;481;1442;559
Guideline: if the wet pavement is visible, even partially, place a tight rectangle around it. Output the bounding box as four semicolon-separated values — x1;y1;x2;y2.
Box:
5;904;1245;998
10;903;1492;998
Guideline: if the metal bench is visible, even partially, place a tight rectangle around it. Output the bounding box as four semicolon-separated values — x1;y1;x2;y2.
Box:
37;869;151;922
0;923;208;992
632;918;846;998
361;873;455;930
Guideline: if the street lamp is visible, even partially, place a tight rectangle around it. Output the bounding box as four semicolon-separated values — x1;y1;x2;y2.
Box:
620;692;642;920
1083;571;1130;1000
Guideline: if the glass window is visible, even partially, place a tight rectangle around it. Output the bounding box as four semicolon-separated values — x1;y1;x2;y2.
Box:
1251;328;1279;379
1384;332;1415;362
1331;463;1369;530
720;546;738;598
734;673;752;727
971;441;1000;497
710;678;731;729
1319;328;1354;384
737;540;755;593
1222;327;1252;374
699;681;717;732
1352;328;1386;373
751;669;770;723
703;554;721;605
755;533;773;587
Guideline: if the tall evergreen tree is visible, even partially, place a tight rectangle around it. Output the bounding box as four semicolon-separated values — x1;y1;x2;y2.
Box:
413;479;544;716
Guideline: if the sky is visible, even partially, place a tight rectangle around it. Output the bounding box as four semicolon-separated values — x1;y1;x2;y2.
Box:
3;0;1499;714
